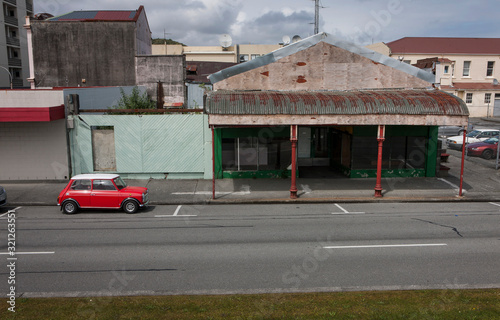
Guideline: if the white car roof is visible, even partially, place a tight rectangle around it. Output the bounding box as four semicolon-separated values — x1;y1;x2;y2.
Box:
70;174;120;180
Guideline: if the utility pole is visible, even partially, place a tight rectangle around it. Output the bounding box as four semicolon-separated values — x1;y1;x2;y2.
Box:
314;0;320;34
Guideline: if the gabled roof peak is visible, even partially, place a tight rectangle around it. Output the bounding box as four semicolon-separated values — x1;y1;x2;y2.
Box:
209;32;435;85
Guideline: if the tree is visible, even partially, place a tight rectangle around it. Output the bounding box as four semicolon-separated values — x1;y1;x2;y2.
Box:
152;38;185;46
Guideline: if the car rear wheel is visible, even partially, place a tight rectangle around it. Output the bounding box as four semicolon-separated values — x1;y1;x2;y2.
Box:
62;201;78;214
482;149;494;160
123;200;138;214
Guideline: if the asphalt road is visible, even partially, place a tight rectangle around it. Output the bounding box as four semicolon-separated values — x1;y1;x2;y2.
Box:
0;202;499;297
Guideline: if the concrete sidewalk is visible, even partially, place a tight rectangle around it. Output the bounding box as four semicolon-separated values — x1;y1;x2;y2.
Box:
2;151;500;207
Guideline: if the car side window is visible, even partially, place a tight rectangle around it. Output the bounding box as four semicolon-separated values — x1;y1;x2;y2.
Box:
93;180;117;191
70;180;91;191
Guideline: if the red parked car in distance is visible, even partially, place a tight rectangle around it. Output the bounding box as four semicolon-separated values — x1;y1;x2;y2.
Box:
57;174;149;214
466;137;499;160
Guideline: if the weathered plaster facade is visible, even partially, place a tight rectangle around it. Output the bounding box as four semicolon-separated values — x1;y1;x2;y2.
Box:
214;42;431;91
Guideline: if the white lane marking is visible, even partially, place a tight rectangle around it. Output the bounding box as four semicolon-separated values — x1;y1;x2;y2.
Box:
438;178;461;190
155;215;198;217
323;244;447;249
155;205;198;218
301;184;312;194
332;204;365;215
0;252;55;255
173;205;182;216
0;206;22;219
172;191;250;196
489;202;500;207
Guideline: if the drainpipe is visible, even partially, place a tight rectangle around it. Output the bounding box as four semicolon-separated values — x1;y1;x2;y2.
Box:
290;125;298;199
212;126;216;200
374;125;385;198
459;128;466;197
23;16;36;89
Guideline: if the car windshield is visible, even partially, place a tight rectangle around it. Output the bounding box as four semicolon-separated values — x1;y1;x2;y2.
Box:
114;177;127;190
466;130;482;137
484;137;499;144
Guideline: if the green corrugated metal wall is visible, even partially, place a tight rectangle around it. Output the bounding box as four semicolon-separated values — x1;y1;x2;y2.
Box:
70;114;211;179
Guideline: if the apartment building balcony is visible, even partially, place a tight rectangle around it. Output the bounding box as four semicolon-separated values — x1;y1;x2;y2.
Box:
8;58;22;67
4;15;18;26
12;79;24;87
26;1;33;13
4;0;17;6
6;37;20;47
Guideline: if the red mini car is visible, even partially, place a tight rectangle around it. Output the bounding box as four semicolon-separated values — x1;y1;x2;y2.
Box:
466;137;499;160
57;174;149;214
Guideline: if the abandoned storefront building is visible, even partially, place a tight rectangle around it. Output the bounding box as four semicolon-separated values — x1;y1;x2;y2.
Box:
205;33;468;197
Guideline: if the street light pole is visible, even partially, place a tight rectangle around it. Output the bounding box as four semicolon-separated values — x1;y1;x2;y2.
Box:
0;66;13;89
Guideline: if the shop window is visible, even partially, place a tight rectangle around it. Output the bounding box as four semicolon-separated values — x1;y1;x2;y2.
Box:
222;136;291;171
351;136;426;170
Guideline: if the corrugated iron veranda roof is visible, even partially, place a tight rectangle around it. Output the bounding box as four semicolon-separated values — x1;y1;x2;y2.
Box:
205;89;469;116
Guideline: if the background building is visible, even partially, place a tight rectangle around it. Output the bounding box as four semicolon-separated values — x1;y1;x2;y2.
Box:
153;43;282;63
29;6;152;88
368;37;500;117
0;0;33;88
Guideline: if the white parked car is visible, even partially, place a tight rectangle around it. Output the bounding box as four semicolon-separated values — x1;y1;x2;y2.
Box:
446;129;499;150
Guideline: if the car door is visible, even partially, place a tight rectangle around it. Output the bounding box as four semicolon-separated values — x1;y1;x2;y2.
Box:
91;179;123;208
67;179;92;208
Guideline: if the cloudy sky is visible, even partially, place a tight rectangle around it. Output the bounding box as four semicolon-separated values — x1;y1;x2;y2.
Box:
35;0;500;46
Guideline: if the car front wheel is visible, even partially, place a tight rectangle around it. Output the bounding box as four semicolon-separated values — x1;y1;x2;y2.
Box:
482;149;494;160
123;200;138;214
62;201;78;214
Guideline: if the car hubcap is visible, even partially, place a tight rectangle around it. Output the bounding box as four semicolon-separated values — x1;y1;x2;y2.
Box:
126;203;135;212
66;203;74;212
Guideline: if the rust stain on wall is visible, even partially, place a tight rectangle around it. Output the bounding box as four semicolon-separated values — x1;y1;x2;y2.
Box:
261;71;270;77
297;76;307;83
297;62;307;66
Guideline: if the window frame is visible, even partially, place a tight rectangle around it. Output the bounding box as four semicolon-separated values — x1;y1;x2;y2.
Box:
485;93;492;104
487;61;495;77
463;61;471;77
465;92;473;104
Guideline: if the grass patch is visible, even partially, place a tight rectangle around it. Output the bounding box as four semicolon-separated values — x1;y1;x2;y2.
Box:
1;289;499;319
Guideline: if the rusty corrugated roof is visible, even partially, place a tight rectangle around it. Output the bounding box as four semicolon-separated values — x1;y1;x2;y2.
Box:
205;89;468;116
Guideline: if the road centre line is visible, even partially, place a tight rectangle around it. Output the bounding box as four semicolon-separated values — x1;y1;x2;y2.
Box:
323;244;447;249
332;204;365;215
0;252;55;255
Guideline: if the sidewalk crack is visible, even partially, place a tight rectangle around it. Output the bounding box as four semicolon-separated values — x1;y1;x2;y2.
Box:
194;180;199;194
412;218;463;238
